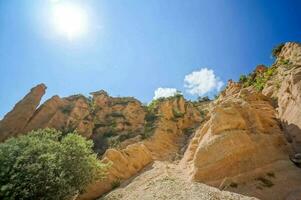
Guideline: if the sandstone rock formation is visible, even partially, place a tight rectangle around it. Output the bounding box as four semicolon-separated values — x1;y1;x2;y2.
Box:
180;80;301;199
0;86;205;200
181;84;290;184
262;42;301;153
78;96;204;199
78;143;153;200
1;42;301;200
0;84;46;141
0;87;148;154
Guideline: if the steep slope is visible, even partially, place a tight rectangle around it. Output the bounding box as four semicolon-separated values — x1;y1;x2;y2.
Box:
262;42;301;153
78;96;203;200
180;82;301;199
101;161;257;200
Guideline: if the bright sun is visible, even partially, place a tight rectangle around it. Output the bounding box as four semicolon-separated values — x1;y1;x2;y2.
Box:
51;3;87;40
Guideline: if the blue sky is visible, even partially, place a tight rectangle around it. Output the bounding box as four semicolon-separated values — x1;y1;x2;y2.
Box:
0;0;300;118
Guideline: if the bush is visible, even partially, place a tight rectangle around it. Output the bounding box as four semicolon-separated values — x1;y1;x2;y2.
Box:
272;43;285;58
197;96;210;102
145;112;157;122
111;179;121;189
60;104;74;114
172;108;184;118
0;129;108;200
239;75;247;84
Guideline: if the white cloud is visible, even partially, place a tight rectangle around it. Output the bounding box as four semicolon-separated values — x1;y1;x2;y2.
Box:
153;87;178;100
184;68;224;96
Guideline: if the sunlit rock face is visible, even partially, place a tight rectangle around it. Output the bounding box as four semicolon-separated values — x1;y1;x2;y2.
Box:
2;42;301;200
0;84;46;141
262;42;301;153
0;87;147;151
181;84;290;185
78;96;204;200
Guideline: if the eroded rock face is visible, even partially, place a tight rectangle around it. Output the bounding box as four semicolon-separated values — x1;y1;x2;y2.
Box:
78;143;153;200
78;96;204;199
91;91;146;154
181;84;290;185
0;85;205;200
144;96;202;160
262;42;301;153
277;67;301;153
0;87;147;150
0;84;46;141
276;42;301;66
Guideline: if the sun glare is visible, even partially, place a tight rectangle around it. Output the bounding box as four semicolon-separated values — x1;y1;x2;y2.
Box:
51;3;87;40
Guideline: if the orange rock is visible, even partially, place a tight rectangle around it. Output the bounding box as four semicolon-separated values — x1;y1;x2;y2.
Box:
0;83;46;141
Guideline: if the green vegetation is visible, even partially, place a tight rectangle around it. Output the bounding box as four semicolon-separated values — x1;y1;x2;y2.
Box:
60;104;74;114
103;130;118;138
145;112;157;122
147;91;183;112
107;136;121;148
239;66;277;91
62;121;76;135
197;96;210;102
142;124;156;139
272;43;285;58
111;179;121;189
214;94;219;100
87;96;100;115
142;92;184;140
0;129;108;200
172;108;184;118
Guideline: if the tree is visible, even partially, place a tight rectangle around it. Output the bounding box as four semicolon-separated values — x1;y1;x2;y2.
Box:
239;75;247;84
0;129;108;200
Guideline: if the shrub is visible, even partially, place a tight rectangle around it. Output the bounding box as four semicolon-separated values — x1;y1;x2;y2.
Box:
272;43;285;58
60;104;74;114
142;125;155;139
145;112;157;122
172;108;184;118
110;111;125;118
111;179;121;189
147;99;161;112
239;75;247;84
107;136;121;149
197;96;210;102
0;129;107;200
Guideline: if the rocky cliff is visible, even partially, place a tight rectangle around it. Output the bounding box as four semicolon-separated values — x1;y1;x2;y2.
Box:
1;42;301;200
262;42;301;154
0;84;46;141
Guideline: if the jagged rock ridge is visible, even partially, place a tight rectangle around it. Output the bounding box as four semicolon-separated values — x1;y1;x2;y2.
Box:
1;42;301;200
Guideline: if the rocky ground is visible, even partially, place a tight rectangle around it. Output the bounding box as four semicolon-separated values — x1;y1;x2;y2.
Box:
101;161;258;200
